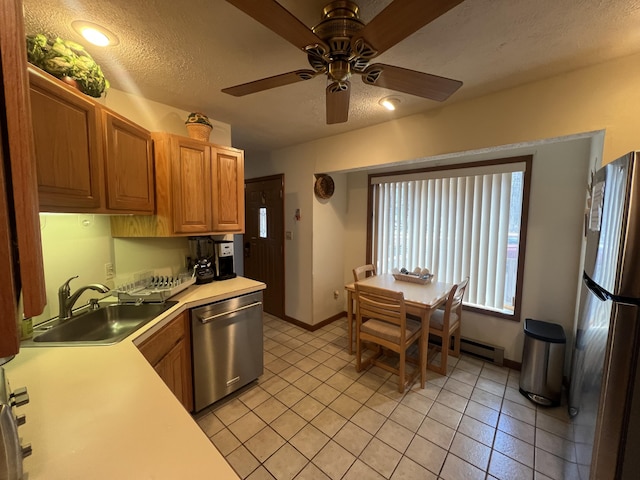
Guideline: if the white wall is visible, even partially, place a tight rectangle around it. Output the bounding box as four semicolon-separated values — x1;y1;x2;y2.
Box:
245;50;640;363
244;147;316;322
312;172;347;324
98;88;231;146
35;214;192;325
343;172;369;287
35;214;113;324
339;138;593;368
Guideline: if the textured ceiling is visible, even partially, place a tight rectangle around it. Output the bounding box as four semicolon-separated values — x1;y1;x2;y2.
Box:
22;0;640;156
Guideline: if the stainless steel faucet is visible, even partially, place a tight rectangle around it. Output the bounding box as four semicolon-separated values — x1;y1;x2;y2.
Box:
58;276;111;321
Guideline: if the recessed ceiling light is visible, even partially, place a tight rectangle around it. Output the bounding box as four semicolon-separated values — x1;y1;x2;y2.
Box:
71;20;119;47
379;96;401;111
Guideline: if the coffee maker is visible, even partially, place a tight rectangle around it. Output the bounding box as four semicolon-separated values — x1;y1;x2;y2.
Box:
188;237;215;284
214;240;236;280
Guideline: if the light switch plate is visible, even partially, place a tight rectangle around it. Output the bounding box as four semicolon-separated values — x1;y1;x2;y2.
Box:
104;263;114;280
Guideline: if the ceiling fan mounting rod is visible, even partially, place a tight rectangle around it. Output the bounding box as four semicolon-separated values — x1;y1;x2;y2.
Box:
310;0;365;65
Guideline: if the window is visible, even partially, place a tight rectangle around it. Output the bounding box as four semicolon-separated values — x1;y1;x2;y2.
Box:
259;207;267;238
369;156;531;320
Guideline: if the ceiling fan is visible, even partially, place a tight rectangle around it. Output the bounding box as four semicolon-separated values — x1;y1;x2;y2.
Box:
222;0;465;124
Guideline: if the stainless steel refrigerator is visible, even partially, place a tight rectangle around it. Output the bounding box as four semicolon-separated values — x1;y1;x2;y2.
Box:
569;151;640;479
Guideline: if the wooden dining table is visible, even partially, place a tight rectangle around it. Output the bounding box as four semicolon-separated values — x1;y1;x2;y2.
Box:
345;274;453;385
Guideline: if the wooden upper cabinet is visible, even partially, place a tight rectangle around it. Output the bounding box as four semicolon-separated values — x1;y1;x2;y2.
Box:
28;66;154;214
171;137;212;234
29;68;102;211
212;146;245;232
111;133;245;237
102;109;154;213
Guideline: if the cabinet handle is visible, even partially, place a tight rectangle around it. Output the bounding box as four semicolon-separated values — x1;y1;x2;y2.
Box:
197;302;262;324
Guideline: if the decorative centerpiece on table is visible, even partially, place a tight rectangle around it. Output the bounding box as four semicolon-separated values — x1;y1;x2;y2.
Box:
392;267;433;284
185;112;213;141
25;33;109;98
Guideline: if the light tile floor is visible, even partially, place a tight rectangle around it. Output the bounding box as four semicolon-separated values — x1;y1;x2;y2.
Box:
194;314;582;480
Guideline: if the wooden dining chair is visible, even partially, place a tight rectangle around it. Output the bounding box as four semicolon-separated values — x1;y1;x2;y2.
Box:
347;264;377;354
353;264;376;281
355;283;424;393
428;276;469;375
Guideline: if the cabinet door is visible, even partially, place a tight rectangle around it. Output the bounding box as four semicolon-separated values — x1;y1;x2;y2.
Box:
154;340;193;412
138;312;193;412
103;109;154;213
0;0;46;357
29;68;102;211
211;146;245;232
171;138;212;234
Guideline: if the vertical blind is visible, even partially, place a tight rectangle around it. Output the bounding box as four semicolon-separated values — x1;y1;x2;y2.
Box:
371;163;525;313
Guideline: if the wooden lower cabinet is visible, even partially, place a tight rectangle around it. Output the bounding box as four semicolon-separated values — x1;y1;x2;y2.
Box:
137;311;193;412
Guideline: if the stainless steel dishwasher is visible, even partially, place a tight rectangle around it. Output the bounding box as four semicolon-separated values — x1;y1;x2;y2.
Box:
191;291;263;411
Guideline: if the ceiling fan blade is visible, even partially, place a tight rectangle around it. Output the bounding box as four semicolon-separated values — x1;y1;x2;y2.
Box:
362;63;462;101
226;0;327;53
222;70;319;96
326;81;350;124
354;0;465;56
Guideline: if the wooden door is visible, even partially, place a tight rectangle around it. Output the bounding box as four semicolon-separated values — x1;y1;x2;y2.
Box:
0;0;46;357
244;175;285;318
102;109;154;213
171;137;212;234
29;68;102;211
211;146;245;232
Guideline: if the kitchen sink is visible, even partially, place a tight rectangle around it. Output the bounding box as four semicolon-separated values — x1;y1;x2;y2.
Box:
25;301;178;346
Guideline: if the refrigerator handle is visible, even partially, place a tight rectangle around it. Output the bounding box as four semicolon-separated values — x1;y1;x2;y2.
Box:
583;272;610;301
584;271;640;306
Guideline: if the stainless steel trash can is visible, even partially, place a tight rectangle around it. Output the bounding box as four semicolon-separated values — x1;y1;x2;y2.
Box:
519;318;566;406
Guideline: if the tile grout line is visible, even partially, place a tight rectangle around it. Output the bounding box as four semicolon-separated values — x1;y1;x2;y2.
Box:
198;315;581;480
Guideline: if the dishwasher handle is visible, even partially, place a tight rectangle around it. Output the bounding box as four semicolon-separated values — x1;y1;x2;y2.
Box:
196;301;263;324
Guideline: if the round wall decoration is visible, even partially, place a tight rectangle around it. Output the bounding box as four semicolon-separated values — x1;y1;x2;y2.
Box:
314;174;335;199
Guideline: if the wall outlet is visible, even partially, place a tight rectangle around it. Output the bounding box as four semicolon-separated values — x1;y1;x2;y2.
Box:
333;290;339;299
104;263;114;280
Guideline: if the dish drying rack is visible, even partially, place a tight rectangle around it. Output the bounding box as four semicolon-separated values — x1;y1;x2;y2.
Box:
115;273;195;303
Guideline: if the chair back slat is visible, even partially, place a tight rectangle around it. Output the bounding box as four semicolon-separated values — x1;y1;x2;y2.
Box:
451;276;469;312
355;283;405;328
353;264;376;282
354;282;423;393
427;276;469;376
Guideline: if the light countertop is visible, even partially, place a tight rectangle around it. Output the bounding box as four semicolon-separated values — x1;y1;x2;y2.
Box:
5;276;266;479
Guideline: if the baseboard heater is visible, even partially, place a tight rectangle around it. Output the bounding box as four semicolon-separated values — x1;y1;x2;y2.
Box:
428;335;505;366
460;336;505;366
